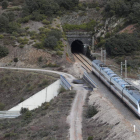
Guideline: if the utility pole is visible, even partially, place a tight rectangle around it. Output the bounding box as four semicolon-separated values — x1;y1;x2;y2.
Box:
125;60;127;79
121;60;127;79
101;48;103;62
104;50;106;65
121;62;123;77
101;48;106;65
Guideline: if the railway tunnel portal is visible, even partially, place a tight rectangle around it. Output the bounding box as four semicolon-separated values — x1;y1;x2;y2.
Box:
66;32;94;55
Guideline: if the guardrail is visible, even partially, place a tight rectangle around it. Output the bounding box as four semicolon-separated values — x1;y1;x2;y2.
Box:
0;111;20;118
60;75;72;90
83;72;98;89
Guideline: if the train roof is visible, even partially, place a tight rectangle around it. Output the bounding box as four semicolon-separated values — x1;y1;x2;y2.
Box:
92;60;103;64
128;89;140;102
93;60;140;102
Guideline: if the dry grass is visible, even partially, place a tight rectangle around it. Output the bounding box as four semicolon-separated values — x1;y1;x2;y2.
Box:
0;70;58;110
0;91;76;140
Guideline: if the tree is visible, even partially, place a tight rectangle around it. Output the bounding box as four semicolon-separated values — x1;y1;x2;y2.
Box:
105;33;140;56
48;29;62;40
0;46;9;58
0;15;9;32
2;0;9;9
14;57;18;63
44;36;58;50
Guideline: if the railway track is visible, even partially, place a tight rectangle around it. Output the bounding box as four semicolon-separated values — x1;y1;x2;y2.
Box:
73;53;92;72
79;54;92;66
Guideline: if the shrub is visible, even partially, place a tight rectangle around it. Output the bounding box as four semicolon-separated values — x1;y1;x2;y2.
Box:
44;36;58;50
0;15;9;32
87;136;93;140
38;56;42;62
39;79;49;87
17;37;29;45
48;29;62;40
0;35;4;39
58;86;66;94
0;102;5;110
13;57;18;63
96;7;100;11
2;0;9;9
33;42;43;49
7;22;21;33
7;12;15;22
42;19;50;25
86;105;98;118
41;102;50;110
105;32;111;38
20;107;29;114
105;33;140;56
56;51;63;56
23;110;32;120
0;46;9;58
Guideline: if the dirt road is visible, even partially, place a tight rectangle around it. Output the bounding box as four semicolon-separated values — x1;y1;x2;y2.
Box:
67;88;88;140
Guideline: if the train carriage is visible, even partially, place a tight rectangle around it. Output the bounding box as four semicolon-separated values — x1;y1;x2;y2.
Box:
92;60;140;118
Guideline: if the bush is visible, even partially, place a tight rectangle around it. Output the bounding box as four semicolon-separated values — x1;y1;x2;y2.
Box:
2;0;9;9
23;110;32;120
20;107;29;114
7;12;15;22
96;7;100;11
44;36;58;50
13;57;18;63
0;15;9;32
105;33;140;56
42;19;50;25
56;51;63;56
38;56;42;62
62;20;96;32
0;46;9;58
7;22;21;33
58;86;66;94
18;16;31;23
86;105;98;118
87;136;93;140
48;29;62;40
0;35;4;39
33;42;43;49
0;102;5;110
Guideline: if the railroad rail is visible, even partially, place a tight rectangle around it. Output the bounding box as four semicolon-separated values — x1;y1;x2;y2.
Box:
73;53;92;73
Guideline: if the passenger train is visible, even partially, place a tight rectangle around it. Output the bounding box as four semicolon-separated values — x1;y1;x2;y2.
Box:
92;60;140;118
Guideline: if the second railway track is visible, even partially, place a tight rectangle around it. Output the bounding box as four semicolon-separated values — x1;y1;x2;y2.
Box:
73;53;92;72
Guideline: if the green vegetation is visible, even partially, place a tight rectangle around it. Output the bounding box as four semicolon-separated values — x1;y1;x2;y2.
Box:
87;136;93;140
86;105;98;118
63;20;96;32
0;34;4;39
2;0;9;9
105;33;140;56
22;0;79;18
104;0;140;23
0;46;9;58
0;102;5;110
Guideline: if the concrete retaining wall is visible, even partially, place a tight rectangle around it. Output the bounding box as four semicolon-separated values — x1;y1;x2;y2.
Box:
9;79;61;112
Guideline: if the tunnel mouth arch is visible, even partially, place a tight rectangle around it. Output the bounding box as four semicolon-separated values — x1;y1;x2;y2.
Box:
71;40;84;54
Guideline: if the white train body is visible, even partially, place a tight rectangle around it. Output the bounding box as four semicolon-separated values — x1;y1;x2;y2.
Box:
92;60;140;117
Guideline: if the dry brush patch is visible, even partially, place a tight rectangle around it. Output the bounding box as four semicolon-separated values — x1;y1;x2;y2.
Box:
0;90;76;140
0;70;58;110
82;92;112;140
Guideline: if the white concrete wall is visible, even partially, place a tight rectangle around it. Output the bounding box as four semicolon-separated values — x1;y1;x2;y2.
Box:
9;79;61;111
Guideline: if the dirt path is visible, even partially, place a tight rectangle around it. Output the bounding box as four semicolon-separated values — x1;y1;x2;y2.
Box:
67;88;88;140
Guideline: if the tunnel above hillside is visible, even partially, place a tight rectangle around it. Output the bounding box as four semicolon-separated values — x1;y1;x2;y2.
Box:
71;40;84;54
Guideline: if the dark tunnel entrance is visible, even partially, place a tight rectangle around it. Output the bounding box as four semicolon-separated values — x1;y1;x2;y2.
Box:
71;40;84;54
